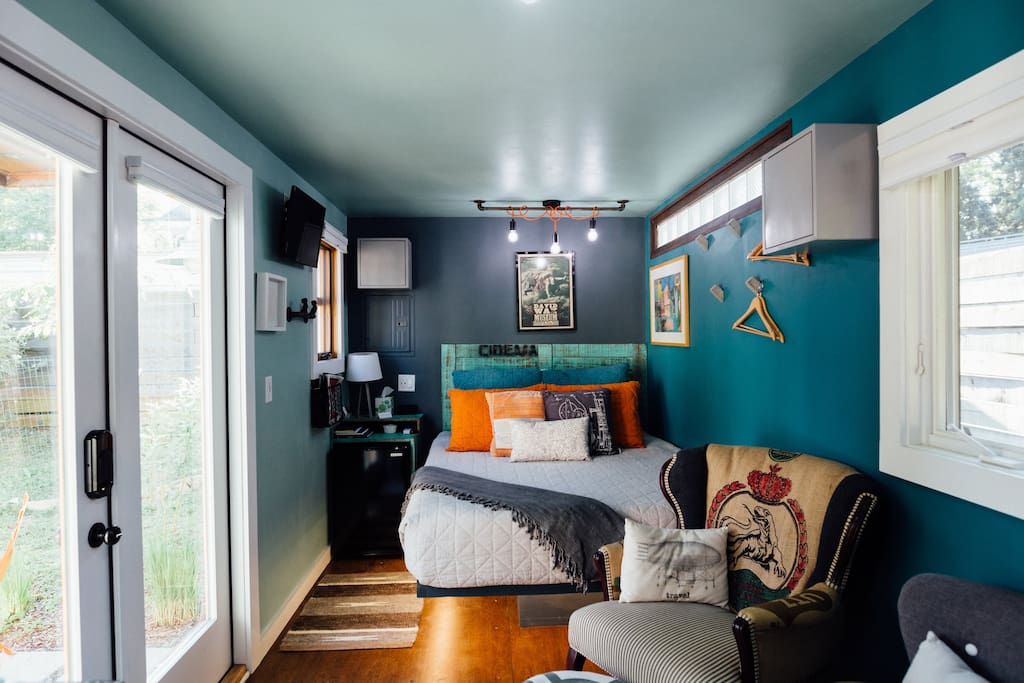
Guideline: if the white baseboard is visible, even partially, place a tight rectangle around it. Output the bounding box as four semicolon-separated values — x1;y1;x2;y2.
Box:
253;546;331;668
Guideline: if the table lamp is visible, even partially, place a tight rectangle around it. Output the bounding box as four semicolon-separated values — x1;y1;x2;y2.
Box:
346;351;382;417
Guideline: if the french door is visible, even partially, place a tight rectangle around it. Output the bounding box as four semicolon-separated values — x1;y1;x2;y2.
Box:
0;62;231;682
107;127;231;683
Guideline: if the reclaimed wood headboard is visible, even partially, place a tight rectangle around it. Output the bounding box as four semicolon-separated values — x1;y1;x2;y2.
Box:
440;343;647;430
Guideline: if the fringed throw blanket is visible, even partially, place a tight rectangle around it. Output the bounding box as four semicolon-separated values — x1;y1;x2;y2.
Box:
403;466;624;589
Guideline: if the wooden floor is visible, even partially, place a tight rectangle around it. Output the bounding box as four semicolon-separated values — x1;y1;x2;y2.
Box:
250;558;607;683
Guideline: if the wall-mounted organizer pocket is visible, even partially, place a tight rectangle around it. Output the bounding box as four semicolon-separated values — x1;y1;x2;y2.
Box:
311;373;345;427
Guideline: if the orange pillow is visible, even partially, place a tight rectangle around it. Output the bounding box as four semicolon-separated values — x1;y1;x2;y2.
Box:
448;384;546;451
546;380;644;449
486;390;545;456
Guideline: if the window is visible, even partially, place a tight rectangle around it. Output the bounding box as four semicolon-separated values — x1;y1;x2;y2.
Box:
879;50;1024;519
317;241;337;360
956;147;1024;453
311;223;347;378
650;121;791;258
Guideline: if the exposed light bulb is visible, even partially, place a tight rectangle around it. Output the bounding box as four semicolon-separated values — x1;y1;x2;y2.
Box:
587;218;598;242
507;218;519;243
550;239;561;254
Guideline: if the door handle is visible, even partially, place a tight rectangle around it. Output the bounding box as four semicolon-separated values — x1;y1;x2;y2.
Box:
88;523;122;548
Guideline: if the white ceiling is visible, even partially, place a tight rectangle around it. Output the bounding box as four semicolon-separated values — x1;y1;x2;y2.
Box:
96;0;930;217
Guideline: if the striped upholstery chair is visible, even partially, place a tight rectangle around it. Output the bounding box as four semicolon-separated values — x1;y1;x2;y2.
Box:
567;444;880;683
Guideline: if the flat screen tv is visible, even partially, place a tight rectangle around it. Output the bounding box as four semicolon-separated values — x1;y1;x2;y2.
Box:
282;185;326;267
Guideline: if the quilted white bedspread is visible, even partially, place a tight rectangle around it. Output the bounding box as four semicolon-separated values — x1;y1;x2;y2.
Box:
399;432;679;589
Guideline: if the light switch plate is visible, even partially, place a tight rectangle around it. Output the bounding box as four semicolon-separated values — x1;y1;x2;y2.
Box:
398;374;416;392
264;376;273;403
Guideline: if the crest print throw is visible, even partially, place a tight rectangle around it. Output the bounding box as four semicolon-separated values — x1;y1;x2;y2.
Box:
704;445;857;610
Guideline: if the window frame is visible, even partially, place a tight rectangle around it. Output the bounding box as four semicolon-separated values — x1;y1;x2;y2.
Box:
878;48;1024;521
650;120;791;258
310;222;347;379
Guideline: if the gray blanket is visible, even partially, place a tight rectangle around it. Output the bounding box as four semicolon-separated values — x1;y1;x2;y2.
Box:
403;466;625;589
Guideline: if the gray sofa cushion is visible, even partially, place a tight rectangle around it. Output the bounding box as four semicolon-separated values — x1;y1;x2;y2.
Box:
568;601;740;683
899;573;1024;683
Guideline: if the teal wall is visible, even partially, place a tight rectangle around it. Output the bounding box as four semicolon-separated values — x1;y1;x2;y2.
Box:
17;1;344;631
646;0;1024;678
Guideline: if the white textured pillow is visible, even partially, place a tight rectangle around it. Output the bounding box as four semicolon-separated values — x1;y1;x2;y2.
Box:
508;417;590;462
903;631;990;683
619;518;729;607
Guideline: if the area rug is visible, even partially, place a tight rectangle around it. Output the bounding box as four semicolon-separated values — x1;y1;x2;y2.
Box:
278;570;423;651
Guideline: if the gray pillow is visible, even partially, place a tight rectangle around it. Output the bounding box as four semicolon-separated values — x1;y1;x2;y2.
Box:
542;389;618;456
508;417;590;462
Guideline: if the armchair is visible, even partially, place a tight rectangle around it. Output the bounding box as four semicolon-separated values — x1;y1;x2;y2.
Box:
567;444;879;683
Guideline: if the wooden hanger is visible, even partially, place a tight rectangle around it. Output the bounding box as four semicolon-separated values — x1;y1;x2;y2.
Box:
732;279;784;343
747;241;811;267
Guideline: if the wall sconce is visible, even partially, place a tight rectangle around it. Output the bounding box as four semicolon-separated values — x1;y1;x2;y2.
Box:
287;297;317;323
474;198;628;253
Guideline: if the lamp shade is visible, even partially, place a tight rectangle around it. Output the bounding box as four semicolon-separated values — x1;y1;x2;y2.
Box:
346;352;382;382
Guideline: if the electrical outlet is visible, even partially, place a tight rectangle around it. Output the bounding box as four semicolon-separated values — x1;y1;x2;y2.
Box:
264;376;273;403
398;374;416;392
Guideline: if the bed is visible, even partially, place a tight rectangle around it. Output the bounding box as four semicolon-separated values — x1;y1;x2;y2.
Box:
399;343;680;596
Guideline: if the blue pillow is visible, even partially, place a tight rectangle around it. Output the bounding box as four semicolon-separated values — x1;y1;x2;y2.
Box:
452;367;542;390
541;363;630;386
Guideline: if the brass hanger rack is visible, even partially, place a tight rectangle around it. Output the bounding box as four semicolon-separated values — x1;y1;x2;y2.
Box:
747;241;811;267
733;277;785;343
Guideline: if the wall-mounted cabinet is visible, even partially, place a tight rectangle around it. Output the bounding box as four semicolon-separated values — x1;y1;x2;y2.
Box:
762;124;878;253
357;237;411;289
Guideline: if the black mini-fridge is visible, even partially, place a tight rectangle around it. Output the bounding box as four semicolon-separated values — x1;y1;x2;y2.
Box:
329;441;412;558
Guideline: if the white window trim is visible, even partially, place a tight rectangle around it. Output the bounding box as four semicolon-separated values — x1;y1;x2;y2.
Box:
0;0;264;669
310;222;347;379
879;47;1024;521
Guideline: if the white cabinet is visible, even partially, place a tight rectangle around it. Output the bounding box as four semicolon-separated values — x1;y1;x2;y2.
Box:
761;124;878;253
357;237;411;289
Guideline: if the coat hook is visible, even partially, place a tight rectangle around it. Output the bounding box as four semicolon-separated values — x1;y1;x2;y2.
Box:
695;234;710;252
726;218;742;238
709;284;725;302
745;276;764;295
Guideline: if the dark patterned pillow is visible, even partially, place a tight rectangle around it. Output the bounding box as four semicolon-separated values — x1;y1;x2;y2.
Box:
542;389;618;456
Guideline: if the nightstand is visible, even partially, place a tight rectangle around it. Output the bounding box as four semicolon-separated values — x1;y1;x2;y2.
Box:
328;413;423;558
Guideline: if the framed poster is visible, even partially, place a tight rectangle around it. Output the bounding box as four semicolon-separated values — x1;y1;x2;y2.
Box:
649;254;689;346
516;252;576;331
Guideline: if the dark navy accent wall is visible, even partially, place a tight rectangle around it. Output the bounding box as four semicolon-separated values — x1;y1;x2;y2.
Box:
347;216;646;440
646;0;1024;679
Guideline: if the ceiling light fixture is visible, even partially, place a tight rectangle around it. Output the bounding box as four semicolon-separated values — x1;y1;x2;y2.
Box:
474;198;628;254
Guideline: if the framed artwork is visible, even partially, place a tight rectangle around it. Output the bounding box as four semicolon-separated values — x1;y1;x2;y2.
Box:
516;252;576;331
649;254;689;346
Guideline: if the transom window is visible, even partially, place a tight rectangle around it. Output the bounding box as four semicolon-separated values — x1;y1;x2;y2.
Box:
650;121;791;258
